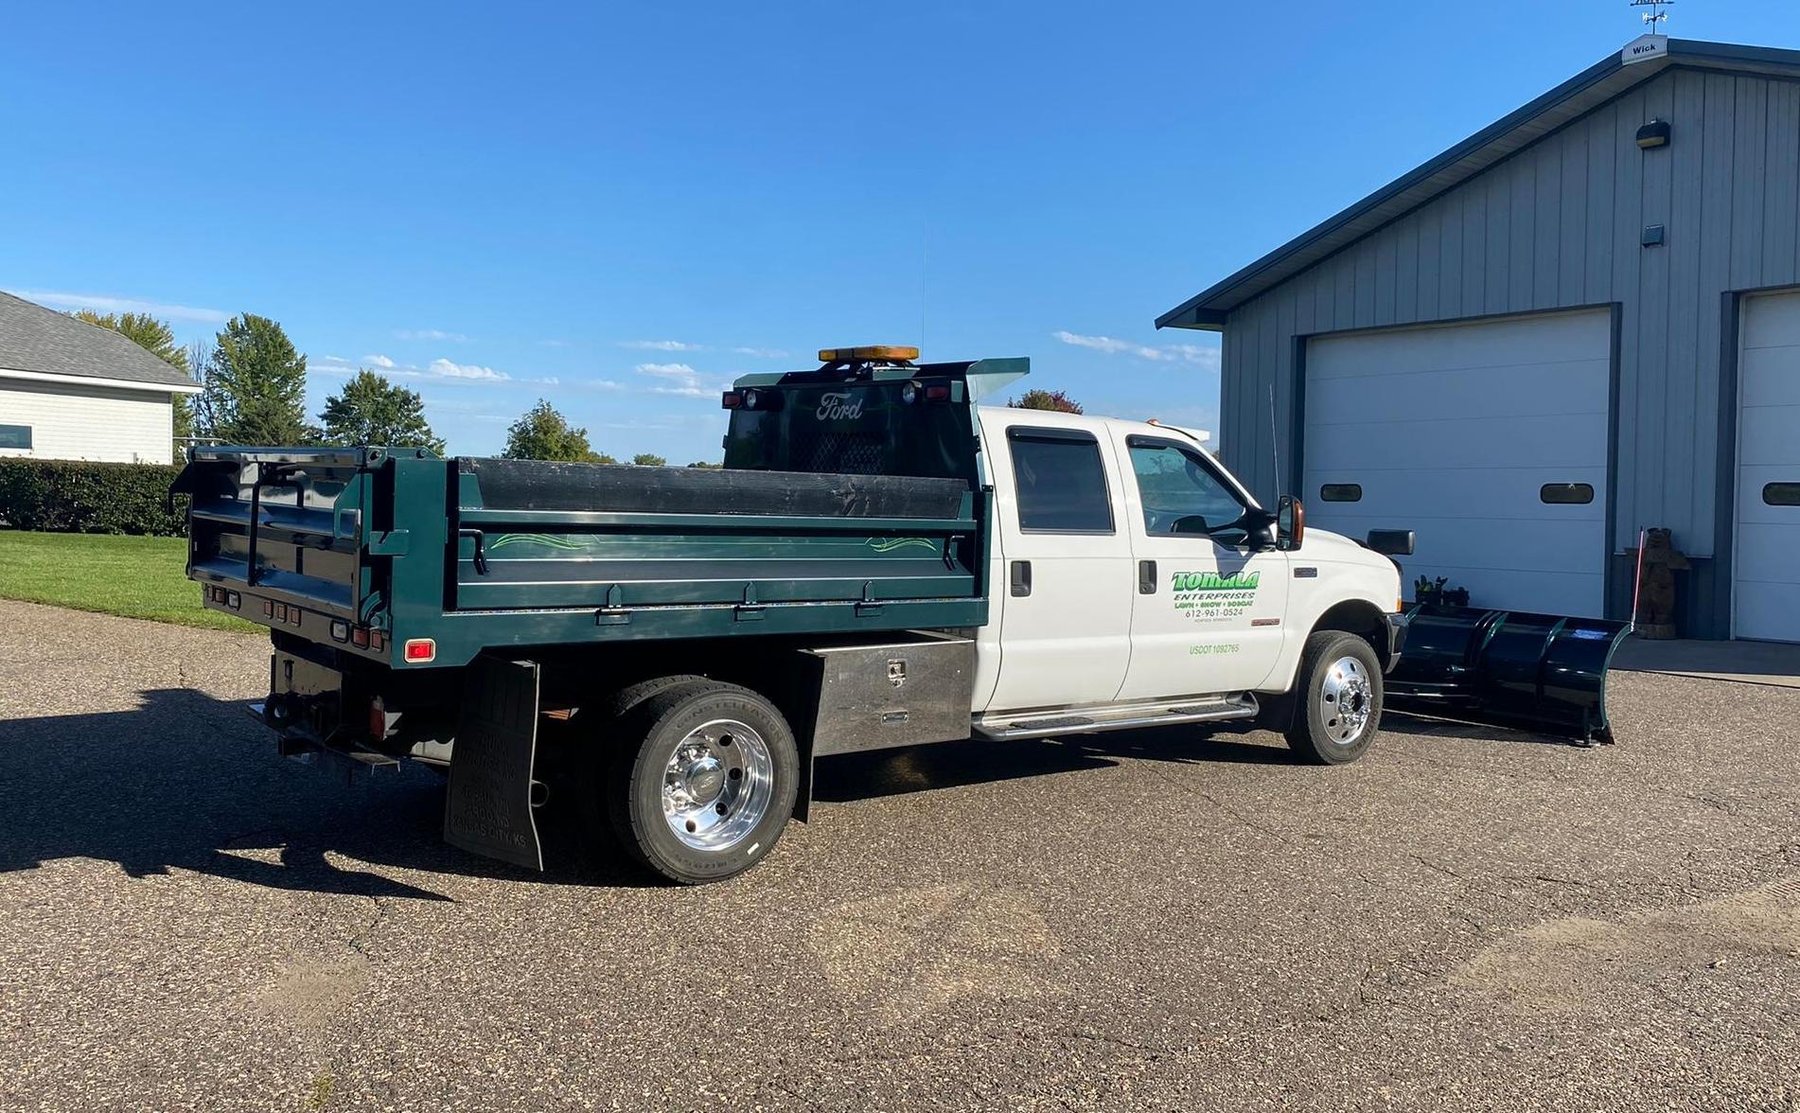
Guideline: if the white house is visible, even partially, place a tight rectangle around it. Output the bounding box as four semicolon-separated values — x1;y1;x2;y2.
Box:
0;290;201;466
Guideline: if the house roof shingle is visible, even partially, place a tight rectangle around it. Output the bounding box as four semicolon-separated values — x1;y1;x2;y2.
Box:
0;290;198;389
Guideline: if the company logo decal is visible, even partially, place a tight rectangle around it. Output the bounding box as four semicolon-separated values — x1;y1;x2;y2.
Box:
1170;571;1260;592
1171;569;1260;624
816;392;865;421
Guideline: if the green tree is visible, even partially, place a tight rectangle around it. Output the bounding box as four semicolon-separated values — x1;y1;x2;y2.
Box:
319;370;446;453
197;313;314;444
72;310;198;454
686;460;723;469
631;452;668;467
71;310;187;369
501;399;612;462
1007;388;1084;414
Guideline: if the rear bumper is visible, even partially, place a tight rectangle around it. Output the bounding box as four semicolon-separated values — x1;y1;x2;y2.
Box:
1381;612;1409;674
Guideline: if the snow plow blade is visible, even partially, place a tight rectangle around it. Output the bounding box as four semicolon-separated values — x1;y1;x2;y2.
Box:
1386;605;1631;745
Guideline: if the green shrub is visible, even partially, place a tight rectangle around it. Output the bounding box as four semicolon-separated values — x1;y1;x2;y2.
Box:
0;459;187;536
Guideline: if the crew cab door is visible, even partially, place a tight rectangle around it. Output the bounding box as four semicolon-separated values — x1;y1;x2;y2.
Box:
1111;430;1289;698
978;410;1134;712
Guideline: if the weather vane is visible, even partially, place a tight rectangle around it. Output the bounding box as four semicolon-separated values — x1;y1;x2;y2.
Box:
1630;0;1673;33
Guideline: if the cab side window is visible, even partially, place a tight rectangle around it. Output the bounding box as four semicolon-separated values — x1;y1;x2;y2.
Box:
1007;428;1114;533
1127;438;1246;537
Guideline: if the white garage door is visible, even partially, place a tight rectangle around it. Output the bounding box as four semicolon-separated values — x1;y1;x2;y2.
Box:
1304;310;1612;617
1734;291;1800;643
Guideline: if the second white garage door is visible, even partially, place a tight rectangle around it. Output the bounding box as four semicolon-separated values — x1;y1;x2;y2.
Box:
1303;310;1612;617
1735;291;1800;643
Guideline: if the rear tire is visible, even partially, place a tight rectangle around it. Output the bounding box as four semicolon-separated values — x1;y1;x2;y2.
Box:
607;680;799;884
1284;631;1383;765
571;675;712;861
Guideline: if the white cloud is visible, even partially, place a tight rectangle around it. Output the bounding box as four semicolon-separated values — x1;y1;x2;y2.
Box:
364;354;396;369
537;338;570;348
731;345;788;359
634;361;729;398
429;357;508;382
623;339;704;352
635;361;701;384
394;328;471;343
1052;330;1219;370
12;288;229;324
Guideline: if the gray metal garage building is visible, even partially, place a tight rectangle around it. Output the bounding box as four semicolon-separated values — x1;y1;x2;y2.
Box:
1158;37;1800;642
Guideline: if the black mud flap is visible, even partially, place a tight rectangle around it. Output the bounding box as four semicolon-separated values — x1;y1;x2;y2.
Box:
1387;605;1631;746
444;657;544;870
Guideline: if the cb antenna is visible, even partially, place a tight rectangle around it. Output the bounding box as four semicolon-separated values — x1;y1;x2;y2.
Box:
1629;0;1672;34
1268;384;1282;496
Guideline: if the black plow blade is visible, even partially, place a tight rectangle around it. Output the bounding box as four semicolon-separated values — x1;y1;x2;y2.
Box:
1387;605;1632;746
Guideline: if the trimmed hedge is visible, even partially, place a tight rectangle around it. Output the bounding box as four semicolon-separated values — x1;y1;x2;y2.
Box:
0;459;187;536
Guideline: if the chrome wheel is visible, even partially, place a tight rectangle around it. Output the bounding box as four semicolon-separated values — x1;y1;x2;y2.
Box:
661;718;773;852
1318;655;1373;745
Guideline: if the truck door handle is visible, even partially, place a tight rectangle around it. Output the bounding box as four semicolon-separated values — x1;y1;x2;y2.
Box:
1009;560;1032;597
1138;559;1157;594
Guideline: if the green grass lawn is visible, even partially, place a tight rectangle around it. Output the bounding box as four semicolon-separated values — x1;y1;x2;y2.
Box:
0;531;258;631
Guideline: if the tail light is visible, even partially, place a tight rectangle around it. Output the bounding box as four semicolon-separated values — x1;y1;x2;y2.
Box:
368;698;391;741
403;638;436;663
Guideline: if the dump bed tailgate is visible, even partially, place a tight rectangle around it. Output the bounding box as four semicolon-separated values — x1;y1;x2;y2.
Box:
175;447;398;637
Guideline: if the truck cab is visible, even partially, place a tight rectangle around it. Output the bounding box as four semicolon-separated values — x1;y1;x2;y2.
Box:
970;405;1403;738
972;403;1404;716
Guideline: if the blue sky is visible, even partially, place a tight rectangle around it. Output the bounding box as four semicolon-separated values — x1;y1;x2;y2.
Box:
2;2;1791;461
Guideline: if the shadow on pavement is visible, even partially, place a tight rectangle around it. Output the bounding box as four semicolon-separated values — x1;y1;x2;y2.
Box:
812;721;1294;803
5;688;1489;894
0;688;653;900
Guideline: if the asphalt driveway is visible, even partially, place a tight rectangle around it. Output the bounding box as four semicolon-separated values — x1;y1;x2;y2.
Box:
0;599;1796;1112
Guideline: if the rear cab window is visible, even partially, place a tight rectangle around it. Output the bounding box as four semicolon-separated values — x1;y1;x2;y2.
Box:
1006;428;1114;533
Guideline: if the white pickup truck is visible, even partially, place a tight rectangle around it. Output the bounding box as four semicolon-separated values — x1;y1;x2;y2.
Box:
187;348;1412;883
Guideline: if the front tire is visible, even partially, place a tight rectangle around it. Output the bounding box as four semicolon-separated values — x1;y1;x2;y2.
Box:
607;680;799;884
1284;631;1383;765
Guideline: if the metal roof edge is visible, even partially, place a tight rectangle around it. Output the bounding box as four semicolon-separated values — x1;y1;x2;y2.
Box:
1155;38;1800;331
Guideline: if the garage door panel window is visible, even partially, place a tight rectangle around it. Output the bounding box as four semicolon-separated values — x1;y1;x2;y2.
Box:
0;424;29;450
1539;482;1595;505
1007;430;1114;534
1319;483;1362;502
1126;438;1247;538
1764;483;1800;507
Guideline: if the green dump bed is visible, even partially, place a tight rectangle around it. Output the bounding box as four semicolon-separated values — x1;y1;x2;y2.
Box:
178;447;990;669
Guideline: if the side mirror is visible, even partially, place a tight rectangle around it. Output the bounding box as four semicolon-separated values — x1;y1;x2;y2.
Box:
1241;507;1278;549
1276;495;1305;551
1366;529;1415;556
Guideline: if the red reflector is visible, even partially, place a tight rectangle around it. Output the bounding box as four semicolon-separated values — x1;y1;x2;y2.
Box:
351;627;369;649
289;608;303;626
262;600;274;618
368;699;388;740
924;383;951;402
404;638;436;663
721;391;743;409
369;630;385;652
274;603;289;622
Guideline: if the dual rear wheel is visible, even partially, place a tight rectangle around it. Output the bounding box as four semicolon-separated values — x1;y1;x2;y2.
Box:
588;678;799;885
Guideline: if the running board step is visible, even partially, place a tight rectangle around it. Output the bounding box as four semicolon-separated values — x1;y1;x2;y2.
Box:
972;694;1259;741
